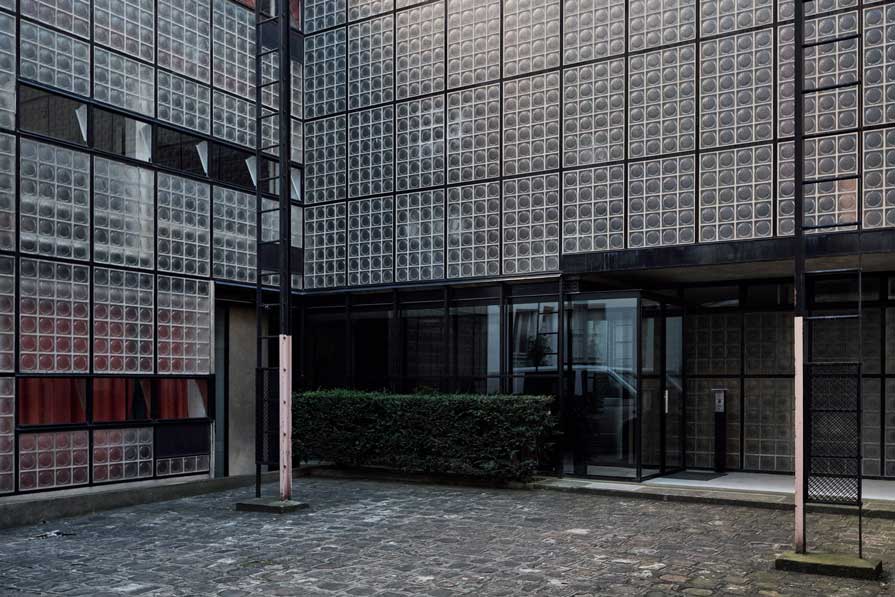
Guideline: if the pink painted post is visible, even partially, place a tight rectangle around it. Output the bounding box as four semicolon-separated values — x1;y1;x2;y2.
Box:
794;316;806;553
279;334;293;502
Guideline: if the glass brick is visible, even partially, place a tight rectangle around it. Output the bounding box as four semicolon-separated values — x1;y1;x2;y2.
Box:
156;454;210;476
699;29;774;149
503;72;561;176
630;0;697;51
396;95;445;192
93;157;155;269
158;71;212;134
447;83;500;184
778;24;795;138
447;182;500;278
158;0;211;82
212;90;255;148
304;28;347;118
304;202;347;289
628;155;696;247
348;196;394;286
18;431;89;491
158;173;211;276
94;0;154;62
22;0;90;38
19;22;90;97
864;128;895;229
701;0;772;36
0;12;12;130
562;165;625;253
305;0;346;33
396;1;445;100
0;133;12;250
396;190;445;282
213;0;255;99
446;0;500;88
349;0;392;21
349;106;394;198
699;145;774;242
0;378;11;494
629;45;697;158
777;140;795;235
93;268;154;374
92;427;153;483
94;47;155;117
503;174;560;274
563;60;625;168
563;0;625;64
348;14;394;110
212;186;256;283
157;275;213;374
305;115;348;203
503;0;561;77
19;258;90;373
865;4;895;126
0;257;12;372
19;139;91;261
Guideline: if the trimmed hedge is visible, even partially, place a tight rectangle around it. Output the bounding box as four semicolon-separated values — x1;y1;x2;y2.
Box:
293;390;556;482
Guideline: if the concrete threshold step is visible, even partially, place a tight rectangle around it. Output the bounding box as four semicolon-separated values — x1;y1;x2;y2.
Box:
531;477;895;519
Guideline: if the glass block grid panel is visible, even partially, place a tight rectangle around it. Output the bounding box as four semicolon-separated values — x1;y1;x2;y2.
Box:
778;24;795;139
503;72;561;176
19;140;91;261
212;187;256;283
502;174;560;274
19;22;91;97
158;0;211;82
777;140;796;235
699;29;773;149
886;379;895;477
93;268;154;374
396;1;445;100
685;312;742;375
699;145;773;242
92;428;153;483
447;83;500;184
349;0;393;21
18;431;89;491
700;0;773;36
864;128;895;229
213;0;255;99
158;71;212;134
304;203;347;289
563;60;625;168
862;378;881;477
628;155;696;247
865;4;895;126
94;0;154;62
629;45;697;158
0;12;13;131
21;0;90;38
93;48;155;117
348;15;394;110
304;28;348;118
0;133;13;251
93;157;155;269
447;182;500;278
349;106;394;198
0;257;13;372
805;132;859;180
805;37;859;91
744;311;794;374
503;0;561;78
156;454;210;476
806;86;859;136
305;0;346;33
686;379;740;469
397;95;445;192
212;91;255;148
19;258;90;373
396;190;445;282
305;115;347;204
563;0;625;64
630;0;697;52
804;178;858;230
0;378;11;494
446;0;501;89
157;275;212;374
348;197;394;286
562;165;625;253
743;378;794;472
158;174;211;276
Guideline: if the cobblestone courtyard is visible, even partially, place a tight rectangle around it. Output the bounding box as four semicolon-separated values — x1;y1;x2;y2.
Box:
0;478;893;596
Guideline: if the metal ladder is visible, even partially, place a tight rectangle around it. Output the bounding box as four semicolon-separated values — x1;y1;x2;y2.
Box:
252;0;296;500
793;0;866;556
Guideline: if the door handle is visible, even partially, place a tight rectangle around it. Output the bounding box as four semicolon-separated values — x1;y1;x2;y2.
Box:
664;389;669;414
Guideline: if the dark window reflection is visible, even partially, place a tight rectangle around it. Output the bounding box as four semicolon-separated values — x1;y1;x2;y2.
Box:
155;126;207;176
19;85;87;145
18;378;88;425
93;108;152;161
449;304;500;394
403;306;443;392
93;378;152;422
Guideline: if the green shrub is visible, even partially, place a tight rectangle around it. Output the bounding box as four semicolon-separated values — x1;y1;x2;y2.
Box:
293;390;556;482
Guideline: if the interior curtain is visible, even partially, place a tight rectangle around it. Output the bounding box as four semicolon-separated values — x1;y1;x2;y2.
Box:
18;378;87;425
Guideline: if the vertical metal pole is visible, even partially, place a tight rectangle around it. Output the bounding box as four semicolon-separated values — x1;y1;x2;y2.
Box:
279;334;292;501
792;0;807;554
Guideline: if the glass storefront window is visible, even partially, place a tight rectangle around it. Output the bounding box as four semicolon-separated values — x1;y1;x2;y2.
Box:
509;301;559;396
449;304;500;394
403;306;443;393
17;378;88;425
93;378;152;422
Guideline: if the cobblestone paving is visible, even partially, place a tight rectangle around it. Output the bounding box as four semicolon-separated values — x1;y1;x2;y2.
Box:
0;479;893;596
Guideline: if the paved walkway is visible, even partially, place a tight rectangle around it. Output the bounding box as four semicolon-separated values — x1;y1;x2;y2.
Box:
0;478;892;596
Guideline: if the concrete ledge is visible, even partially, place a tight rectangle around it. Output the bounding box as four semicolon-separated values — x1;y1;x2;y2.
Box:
775;551;883;580
234;497;309;513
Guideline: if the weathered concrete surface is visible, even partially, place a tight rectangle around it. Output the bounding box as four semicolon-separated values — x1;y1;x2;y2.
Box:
776;551;883;580
0;478;892;596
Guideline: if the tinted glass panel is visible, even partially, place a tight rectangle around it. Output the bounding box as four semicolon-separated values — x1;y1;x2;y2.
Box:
18;86;87;144
93;108;152;161
17;378;87;425
93;378;152;422
156;379;209;419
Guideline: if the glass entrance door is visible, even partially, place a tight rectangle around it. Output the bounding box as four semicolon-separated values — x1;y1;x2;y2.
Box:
664;313;685;472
